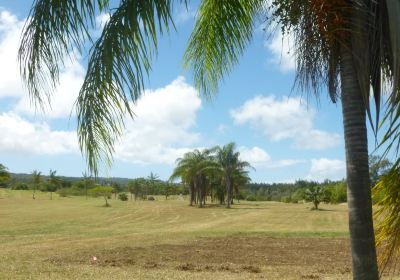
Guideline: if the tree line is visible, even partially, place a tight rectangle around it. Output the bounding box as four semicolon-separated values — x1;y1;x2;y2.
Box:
0;166;186;202
1;154;391;207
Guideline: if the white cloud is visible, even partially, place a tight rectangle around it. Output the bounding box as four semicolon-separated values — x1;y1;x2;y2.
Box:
306;158;346;182
1;77;202;164
269;159;306;168
239;146;271;166
14;58;85;118
231;96;340;150
0;10;25;98
239;146;304;169
0;10;85;119
265;30;295;72
0;113;78;155
114;76;202;165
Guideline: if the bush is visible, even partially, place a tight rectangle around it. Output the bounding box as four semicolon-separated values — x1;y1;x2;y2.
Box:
118;193;128;201
281;196;291;203
12;183;29;190
57;188;68;197
246;195;257;201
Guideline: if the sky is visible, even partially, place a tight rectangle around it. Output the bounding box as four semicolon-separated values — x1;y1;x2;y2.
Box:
0;1;381;182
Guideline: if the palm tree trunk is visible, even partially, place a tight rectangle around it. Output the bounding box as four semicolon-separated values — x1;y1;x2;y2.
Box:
340;46;379;280
226;175;231;208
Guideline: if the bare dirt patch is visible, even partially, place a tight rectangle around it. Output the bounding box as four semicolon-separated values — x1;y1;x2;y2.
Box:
48;236;352;277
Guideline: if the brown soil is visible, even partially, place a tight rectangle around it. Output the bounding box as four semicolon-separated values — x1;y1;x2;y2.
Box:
48;236;353;277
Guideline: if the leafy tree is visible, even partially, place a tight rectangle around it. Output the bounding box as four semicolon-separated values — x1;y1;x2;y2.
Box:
324;182;347;204
31;170;41;200
127;178;145;201
164;183;174;200
305;186;325;210
369;155;392;187
18;0;400;277
111;181;123;199
0;164;11;188
89;186;113;207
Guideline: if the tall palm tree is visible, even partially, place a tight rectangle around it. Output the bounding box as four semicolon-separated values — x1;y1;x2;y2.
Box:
18;0;400;278
183;2;400;278
31;170;41;200
210;143;253;208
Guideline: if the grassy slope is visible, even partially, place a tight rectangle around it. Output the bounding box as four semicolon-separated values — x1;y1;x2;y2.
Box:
0;189;353;279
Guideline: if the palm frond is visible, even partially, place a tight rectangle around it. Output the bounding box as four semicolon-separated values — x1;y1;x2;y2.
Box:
18;0;108;109
183;0;264;98
78;0;178;175
19;0;178;176
373;168;400;275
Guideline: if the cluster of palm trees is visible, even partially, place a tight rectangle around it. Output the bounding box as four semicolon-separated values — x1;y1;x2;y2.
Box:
170;143;252;208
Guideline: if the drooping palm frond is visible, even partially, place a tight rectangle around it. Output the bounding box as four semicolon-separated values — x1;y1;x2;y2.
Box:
380;0;400;170
373;168;400;275
370;0;400;274
19;0;108;109
183;0;265;98
19;0;180;175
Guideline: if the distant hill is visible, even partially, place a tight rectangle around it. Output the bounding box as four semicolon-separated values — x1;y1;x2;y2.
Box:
10;173;132;185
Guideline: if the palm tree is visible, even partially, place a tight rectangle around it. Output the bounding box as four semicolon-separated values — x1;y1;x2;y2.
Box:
305;186;324;210
184;2;400;278
146;172;159;197
210;143;253;208
31;170;41;200
18;1;400;278
170;149;215;207
82;171;90;200
232;169;251;203
48;169;59;200
127;179;139;201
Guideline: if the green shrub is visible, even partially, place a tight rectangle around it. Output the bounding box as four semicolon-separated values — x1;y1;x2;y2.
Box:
12;183;29;190
118;193;128;201
246;195;257;201
57;188;68;197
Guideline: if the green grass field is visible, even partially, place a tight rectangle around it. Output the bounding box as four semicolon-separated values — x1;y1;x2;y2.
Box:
0;189;382;279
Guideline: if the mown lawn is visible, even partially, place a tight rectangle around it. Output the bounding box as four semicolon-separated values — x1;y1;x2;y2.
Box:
0;189;384;279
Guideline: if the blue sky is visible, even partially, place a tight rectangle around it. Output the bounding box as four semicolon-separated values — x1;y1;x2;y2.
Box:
0;1;381;182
